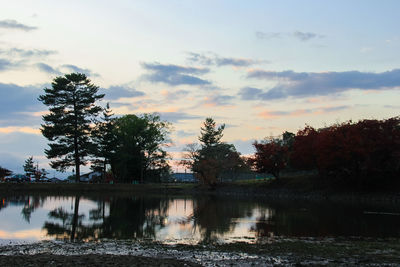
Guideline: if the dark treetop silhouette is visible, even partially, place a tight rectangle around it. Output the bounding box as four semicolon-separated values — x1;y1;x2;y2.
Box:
38;73;104;182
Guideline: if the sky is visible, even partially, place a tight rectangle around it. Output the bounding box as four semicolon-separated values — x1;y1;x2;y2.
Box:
0;0;399;176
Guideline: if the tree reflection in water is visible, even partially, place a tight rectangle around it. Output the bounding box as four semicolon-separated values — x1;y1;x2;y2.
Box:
21;196;46;223
44;196;87;241
191;196;255;243
7;195;398;243
43;196;170;241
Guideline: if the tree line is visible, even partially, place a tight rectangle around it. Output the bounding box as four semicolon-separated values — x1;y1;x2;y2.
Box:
250;117;400;190
38;73;171;183
1;72;398;190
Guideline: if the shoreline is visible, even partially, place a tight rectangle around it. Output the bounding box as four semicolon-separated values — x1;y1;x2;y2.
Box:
1;183;400;265
1;182;400;204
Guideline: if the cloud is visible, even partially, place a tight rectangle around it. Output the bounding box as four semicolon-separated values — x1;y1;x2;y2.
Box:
34;63;98;77
0;58;24;72
0;48;57;73
258;105;350;119
161;89;190;101
255;31;282;40
35;63;61;75
187;52;266;67
215;57;263;67
142;62;210;86
384;105;400;109
176;130;196;137
201;94;235;107
256;31;324;41
0;126;40;135
0;58;14;71
293;31;323;41
244;69;400;100
0;83;44;127
158;112;202;123
0;19;37;31
61;64;99;77
238;87;264;100
0;48;57;58
102;86;145;100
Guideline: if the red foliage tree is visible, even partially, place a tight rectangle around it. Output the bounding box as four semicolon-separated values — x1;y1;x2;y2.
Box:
251;140;289;179
290;116;400;189
290;126;318;171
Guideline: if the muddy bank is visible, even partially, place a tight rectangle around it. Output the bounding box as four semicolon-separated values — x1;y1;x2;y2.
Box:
0;254;200;267
1;238;399;266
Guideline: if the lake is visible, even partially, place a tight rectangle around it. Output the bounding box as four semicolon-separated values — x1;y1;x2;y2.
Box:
1;194;400;245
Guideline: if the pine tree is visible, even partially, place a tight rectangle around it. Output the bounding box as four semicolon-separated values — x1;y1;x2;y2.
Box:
184;118;245;186
38;73;104;182
198;117;225;147
23;156;36;178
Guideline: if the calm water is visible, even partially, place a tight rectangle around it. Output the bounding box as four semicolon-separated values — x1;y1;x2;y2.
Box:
1;194;399;244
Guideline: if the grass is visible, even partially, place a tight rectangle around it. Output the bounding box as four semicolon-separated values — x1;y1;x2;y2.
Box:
0;182;197;196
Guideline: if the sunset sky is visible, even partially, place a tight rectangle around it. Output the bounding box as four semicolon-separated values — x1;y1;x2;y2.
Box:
0;0;399;176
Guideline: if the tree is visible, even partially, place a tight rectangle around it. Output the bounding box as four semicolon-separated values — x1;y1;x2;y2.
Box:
91;103;116;181
23;156;36;178
251;139;288;179
249;131;295;179
289;117;400;190
38;73;104;182
0;166;12;179
290;126;318;170
38;168;48;179
111;113;171;183
183;118;245;186
198;117;225;147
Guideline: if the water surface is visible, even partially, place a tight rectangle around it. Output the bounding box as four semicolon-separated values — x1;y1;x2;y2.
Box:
1;194;399;244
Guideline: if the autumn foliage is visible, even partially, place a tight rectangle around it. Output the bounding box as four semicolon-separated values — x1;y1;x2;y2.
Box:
251;141;289;179
251;117;400;190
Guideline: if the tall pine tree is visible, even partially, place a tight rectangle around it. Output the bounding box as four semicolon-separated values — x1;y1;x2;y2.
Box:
91;102;116;181
38;73;104;182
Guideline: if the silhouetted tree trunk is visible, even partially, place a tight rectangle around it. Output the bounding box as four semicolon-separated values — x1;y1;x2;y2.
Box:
70;196;80;241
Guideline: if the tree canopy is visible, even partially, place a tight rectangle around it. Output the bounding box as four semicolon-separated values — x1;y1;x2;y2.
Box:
183;117;246;186
250;117;400;190
91;102;116;180
110;113;171;183
38;73;104;182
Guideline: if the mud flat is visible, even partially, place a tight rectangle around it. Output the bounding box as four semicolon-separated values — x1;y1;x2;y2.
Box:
1;237;399;266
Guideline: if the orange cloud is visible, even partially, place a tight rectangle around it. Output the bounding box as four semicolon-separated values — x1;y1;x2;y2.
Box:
164;107;179;112
0;127;41;134
258;106;349;119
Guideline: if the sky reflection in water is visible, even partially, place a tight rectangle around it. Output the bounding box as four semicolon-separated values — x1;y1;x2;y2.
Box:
0;195;400;244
